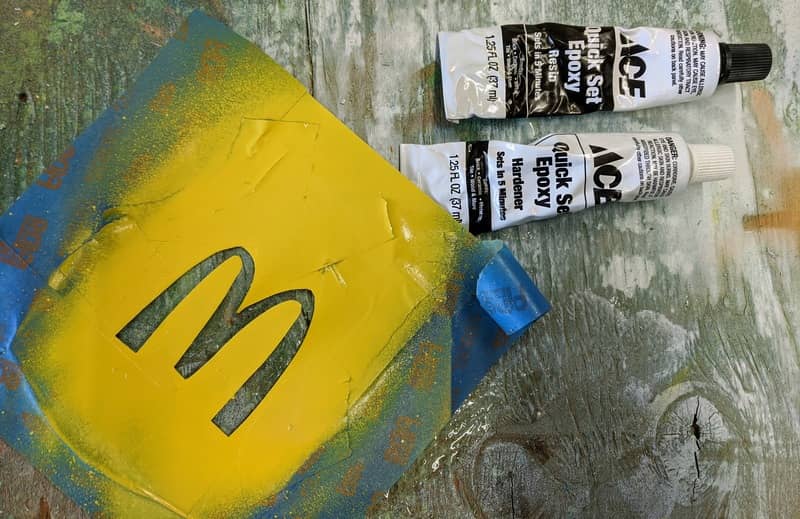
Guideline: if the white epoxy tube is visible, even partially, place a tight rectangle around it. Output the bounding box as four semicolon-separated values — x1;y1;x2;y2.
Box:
439;24;772;120
401;134;734;233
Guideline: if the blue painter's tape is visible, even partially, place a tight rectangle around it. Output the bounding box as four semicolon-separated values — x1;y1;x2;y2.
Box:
477;246;550;335
450;242;549;410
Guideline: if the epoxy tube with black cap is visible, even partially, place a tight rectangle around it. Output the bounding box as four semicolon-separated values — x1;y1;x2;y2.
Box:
439;24;772;120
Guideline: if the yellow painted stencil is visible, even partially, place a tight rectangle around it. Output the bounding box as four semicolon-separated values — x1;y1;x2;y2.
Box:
14;23;466;517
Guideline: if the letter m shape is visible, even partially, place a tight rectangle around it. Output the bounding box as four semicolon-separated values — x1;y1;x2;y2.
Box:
116;247;314;436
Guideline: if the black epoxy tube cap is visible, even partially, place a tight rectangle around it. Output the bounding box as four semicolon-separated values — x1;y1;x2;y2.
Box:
719;43;773;83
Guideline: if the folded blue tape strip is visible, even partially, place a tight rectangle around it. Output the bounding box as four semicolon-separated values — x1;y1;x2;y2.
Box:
477;246;550;335
450;242;550;410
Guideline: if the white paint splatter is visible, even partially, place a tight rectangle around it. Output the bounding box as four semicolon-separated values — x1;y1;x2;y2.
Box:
600;255;656;298
658;250;695;279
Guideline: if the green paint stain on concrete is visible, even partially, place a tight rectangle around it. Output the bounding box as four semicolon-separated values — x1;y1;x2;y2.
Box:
0;2;50;96
47;0;86;45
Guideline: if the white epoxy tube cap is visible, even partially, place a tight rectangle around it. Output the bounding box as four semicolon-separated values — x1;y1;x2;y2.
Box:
688;144;735;183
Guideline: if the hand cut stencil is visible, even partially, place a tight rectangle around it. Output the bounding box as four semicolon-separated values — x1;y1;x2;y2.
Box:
0;11;549;518
14;115;455;515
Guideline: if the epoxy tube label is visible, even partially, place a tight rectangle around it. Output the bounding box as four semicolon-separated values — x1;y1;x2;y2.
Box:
439;26;508;119
401;133;692;232
612;27;720;111
439;24;721;119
